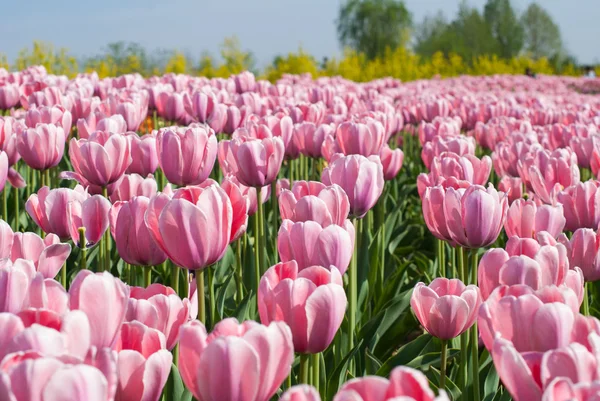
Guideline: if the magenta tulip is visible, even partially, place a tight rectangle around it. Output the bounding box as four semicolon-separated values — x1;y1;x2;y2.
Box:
156;125;217;186
220;176;250;242
17;124;66;171
0;84;20;109
178;318;294;401
184;91;216;123
321;154;384;218
258;261;347;353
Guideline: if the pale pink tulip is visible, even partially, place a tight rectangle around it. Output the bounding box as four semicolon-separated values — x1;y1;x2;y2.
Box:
10;232;71;279
126;132;159;176
228;136;285;187
17;124;66;171
279;181;350;227
557;181;600;231
109;173;158;202
67;195;112;248
504;199;566;239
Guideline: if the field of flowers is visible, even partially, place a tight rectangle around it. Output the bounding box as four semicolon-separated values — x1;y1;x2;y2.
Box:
0;65;599;401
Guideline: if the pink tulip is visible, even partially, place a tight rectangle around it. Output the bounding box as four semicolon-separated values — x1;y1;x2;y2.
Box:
442;184;508;249
321;154;384;218
126;132;159;176
278;219;354;274
110;197;167;266
280;385;321;401
279;181;350;227
10;232;71;279
184;91;216;123
379;145;404;180
525;148;580;204
223;105;248;134
542;377;600;401
411;278;481;340
294;122;333;158
178;318;293;401
0;151;8;192
421;135;476;170
97;114;128;134
493;132;539;178
109;173;158;202
156;125;217;186
0;355;110;401
559;228;600;281
126;283;190;350
335;119;385;157
557;181;600;231
208;103;227;133
24;104;72;133
258;261;347;353
26;186;90;239
504;199;566;239
227;136;285;187
68;130;132;187
145;184;232;270
220;176;250;242
422;152;491;187
67;194;112;247
333;366;449;401
498;175;524;204
115;321;172;401
0;84;20;109
17;124;66;171
222;174;269;216
0;259;37;313
69;270;129;348
234;71;256;93
156;91;186;123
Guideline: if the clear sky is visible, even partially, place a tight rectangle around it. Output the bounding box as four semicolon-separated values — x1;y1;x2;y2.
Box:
0;0;597;66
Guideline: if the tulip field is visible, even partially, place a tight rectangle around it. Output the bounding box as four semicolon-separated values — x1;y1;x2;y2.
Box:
1;66;600;401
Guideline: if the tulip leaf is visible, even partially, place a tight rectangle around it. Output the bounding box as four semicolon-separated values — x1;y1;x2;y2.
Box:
407;349;459;370
163;363;192;401
427;367;462;400
364;347;382;374
326;339;364;401
376;333;436;376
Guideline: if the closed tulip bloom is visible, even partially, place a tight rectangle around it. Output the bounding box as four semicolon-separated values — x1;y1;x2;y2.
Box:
228;136;285;187
425;152;491;187
527;148;580;204
26;186;90;239
379;145;404;181
223;105;248;134
97;114;128;134
0;151;7;192
24;104;73;133
0;84;20;109
184;91;216;123
17;124;66;171
333;366;449;401
559;228;600;281
178;318;294;401
11;232;71;279
335;119;385;157
126;284;191;350
145;184;232;270
109;173;158;202
280;385;321;401
411;278;481;340
69;130;132;187
504;199;566;239
321;154;384;218
421;135;476;170
110;197;167;266
222;174;269;216
498;175;524;204
557;181;600;231
67;194;112;248
156;91;186;123
294;122;332;158
258;261;347;353
278;219;354;274
279;181;350;227
0;355;110;401
220;176;250;242
444;184;508;249
115;321;172;401
0;259;38;313
69;270;129;348
156;125;217;186
126;132;159;176
542;378;600;401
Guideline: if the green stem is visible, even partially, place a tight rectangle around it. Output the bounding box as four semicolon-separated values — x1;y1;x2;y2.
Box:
458;247;469;391
471;249;481;401
13;185;19;232
440;340;447;393
102;187;110;272
197;271;206;324
2;187;6;223
271;181;278;260
299;354;310;385
348;218;359;366
144;267;152;287
437;239;446;278
583;281;590;316
208;266;216;329
257;187;265;275
45;169;50;190
235;238;244;303
289;160;294;185
79;228;87;271
171;265;180;295
253;213;261;292
312;353;320;392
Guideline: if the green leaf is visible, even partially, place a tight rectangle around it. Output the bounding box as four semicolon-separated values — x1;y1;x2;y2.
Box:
376;334;434;377
234;290;253;322
427;367;462;400
326;339;364;401
365;347;383;374
407;349;460;370
163;363;192;401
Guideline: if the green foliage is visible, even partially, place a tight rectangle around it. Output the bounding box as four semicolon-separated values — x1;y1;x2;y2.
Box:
337;0;412;60
484;0;524;59
521;2;563;60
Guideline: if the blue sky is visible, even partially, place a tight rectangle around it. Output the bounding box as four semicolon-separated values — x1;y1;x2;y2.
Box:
1;0;597;66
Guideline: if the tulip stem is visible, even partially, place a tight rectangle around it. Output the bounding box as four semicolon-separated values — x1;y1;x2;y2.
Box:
102;187;110;272
235;238;244;303
584;281;590;316
289;160;295;185
13;185;19;232
2;187;6;223
271;181;278;260
253;214;261;292
471;249;481;401
299;354;310;385
45;169;50;190
348;217;359;371
437;239;446;278
171;265;180;295
208;266;216;329
457;247;468;391
312;353;320;392
197;271;206;324
144;267;152;287
440;340;447;393
256;187;265;275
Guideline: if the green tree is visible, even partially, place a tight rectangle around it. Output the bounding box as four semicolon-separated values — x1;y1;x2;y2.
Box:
337;0;412;60
520;2;562;59
484;0;524;58
413;11;453;58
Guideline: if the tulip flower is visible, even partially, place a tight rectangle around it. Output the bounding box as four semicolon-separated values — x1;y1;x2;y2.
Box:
156;125;217;186
504;199;566;239
109;173;158;202
294;122;333;158
379;145;404;181
184;90;217;123
227;136;285;187
126;132;159;176
559;228;600;281
10;231;71;279
421;152;492;188
0;84;20;109
281;385;321;401
279;181;350;227
498;175;524;204
258;261;347;353
67;194;112;248
156;91;186;123
24;104;72;133
17;123;66;171
321;154;384;219
557;181;600;231
178;318;294;401
421;135;476;170
335;119;385;157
